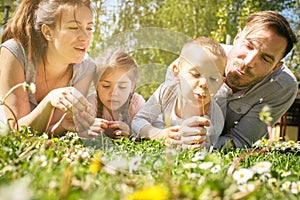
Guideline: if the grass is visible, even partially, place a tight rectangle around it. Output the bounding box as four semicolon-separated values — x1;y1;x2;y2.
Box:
0;128;300;200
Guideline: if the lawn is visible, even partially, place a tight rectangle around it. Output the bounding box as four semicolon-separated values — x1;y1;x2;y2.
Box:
0;128;300;200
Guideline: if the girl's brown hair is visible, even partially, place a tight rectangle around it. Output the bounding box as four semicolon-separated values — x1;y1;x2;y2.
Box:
95;48;139;124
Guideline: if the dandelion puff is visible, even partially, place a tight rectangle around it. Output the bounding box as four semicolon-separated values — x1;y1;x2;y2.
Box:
22;82;36;94
153;160;163;170
104;157;128;174
41;133;49;140
291;181;300;194
233;168;254;184
251;161;272;174
128;156;142;173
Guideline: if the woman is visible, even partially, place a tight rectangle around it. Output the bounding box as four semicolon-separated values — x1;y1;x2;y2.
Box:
0;0;95;136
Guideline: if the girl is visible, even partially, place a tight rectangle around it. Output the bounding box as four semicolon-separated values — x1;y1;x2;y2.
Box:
87;48;145;139
0;0;95;135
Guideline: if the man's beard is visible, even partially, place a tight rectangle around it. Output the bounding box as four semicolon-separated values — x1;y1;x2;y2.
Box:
225;58;263;91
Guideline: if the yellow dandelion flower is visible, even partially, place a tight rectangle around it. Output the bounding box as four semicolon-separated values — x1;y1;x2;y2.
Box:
126;185;169;200
89;151;102;174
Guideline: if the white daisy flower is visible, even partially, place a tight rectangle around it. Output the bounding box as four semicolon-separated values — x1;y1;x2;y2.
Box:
183;163;197;169
38;155;47;167
233;168;254;184
281;171;291;177
191;151;206;162
281;181;291;191
259;173;271;182
291;181;300;194
238;183;255;193
199;162;214;170
251;161;272;174
210;164;221;173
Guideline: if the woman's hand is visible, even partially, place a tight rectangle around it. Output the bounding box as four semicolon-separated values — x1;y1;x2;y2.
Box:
47;87;95;132
179;116;210;149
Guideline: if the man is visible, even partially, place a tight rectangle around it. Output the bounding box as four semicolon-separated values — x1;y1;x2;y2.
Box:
165;11;298;149
213;11;298;149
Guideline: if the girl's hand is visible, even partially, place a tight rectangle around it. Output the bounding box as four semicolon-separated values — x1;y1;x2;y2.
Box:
106;121;130;139
179;116;210;149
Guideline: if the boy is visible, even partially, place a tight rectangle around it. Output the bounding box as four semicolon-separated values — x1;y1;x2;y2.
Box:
132;37;226;149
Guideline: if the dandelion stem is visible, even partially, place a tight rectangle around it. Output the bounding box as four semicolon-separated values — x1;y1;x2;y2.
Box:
227;147;270;176
1;83;24;103
2;103;19;131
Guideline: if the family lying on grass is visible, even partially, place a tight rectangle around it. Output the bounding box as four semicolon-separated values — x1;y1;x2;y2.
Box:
0;0;298;150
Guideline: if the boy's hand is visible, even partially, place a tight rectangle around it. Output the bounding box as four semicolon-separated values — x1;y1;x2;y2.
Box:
179;116;210;149
162;126;182;147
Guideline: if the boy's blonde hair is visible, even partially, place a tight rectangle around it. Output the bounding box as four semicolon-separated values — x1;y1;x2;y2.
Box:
180;37;227;76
